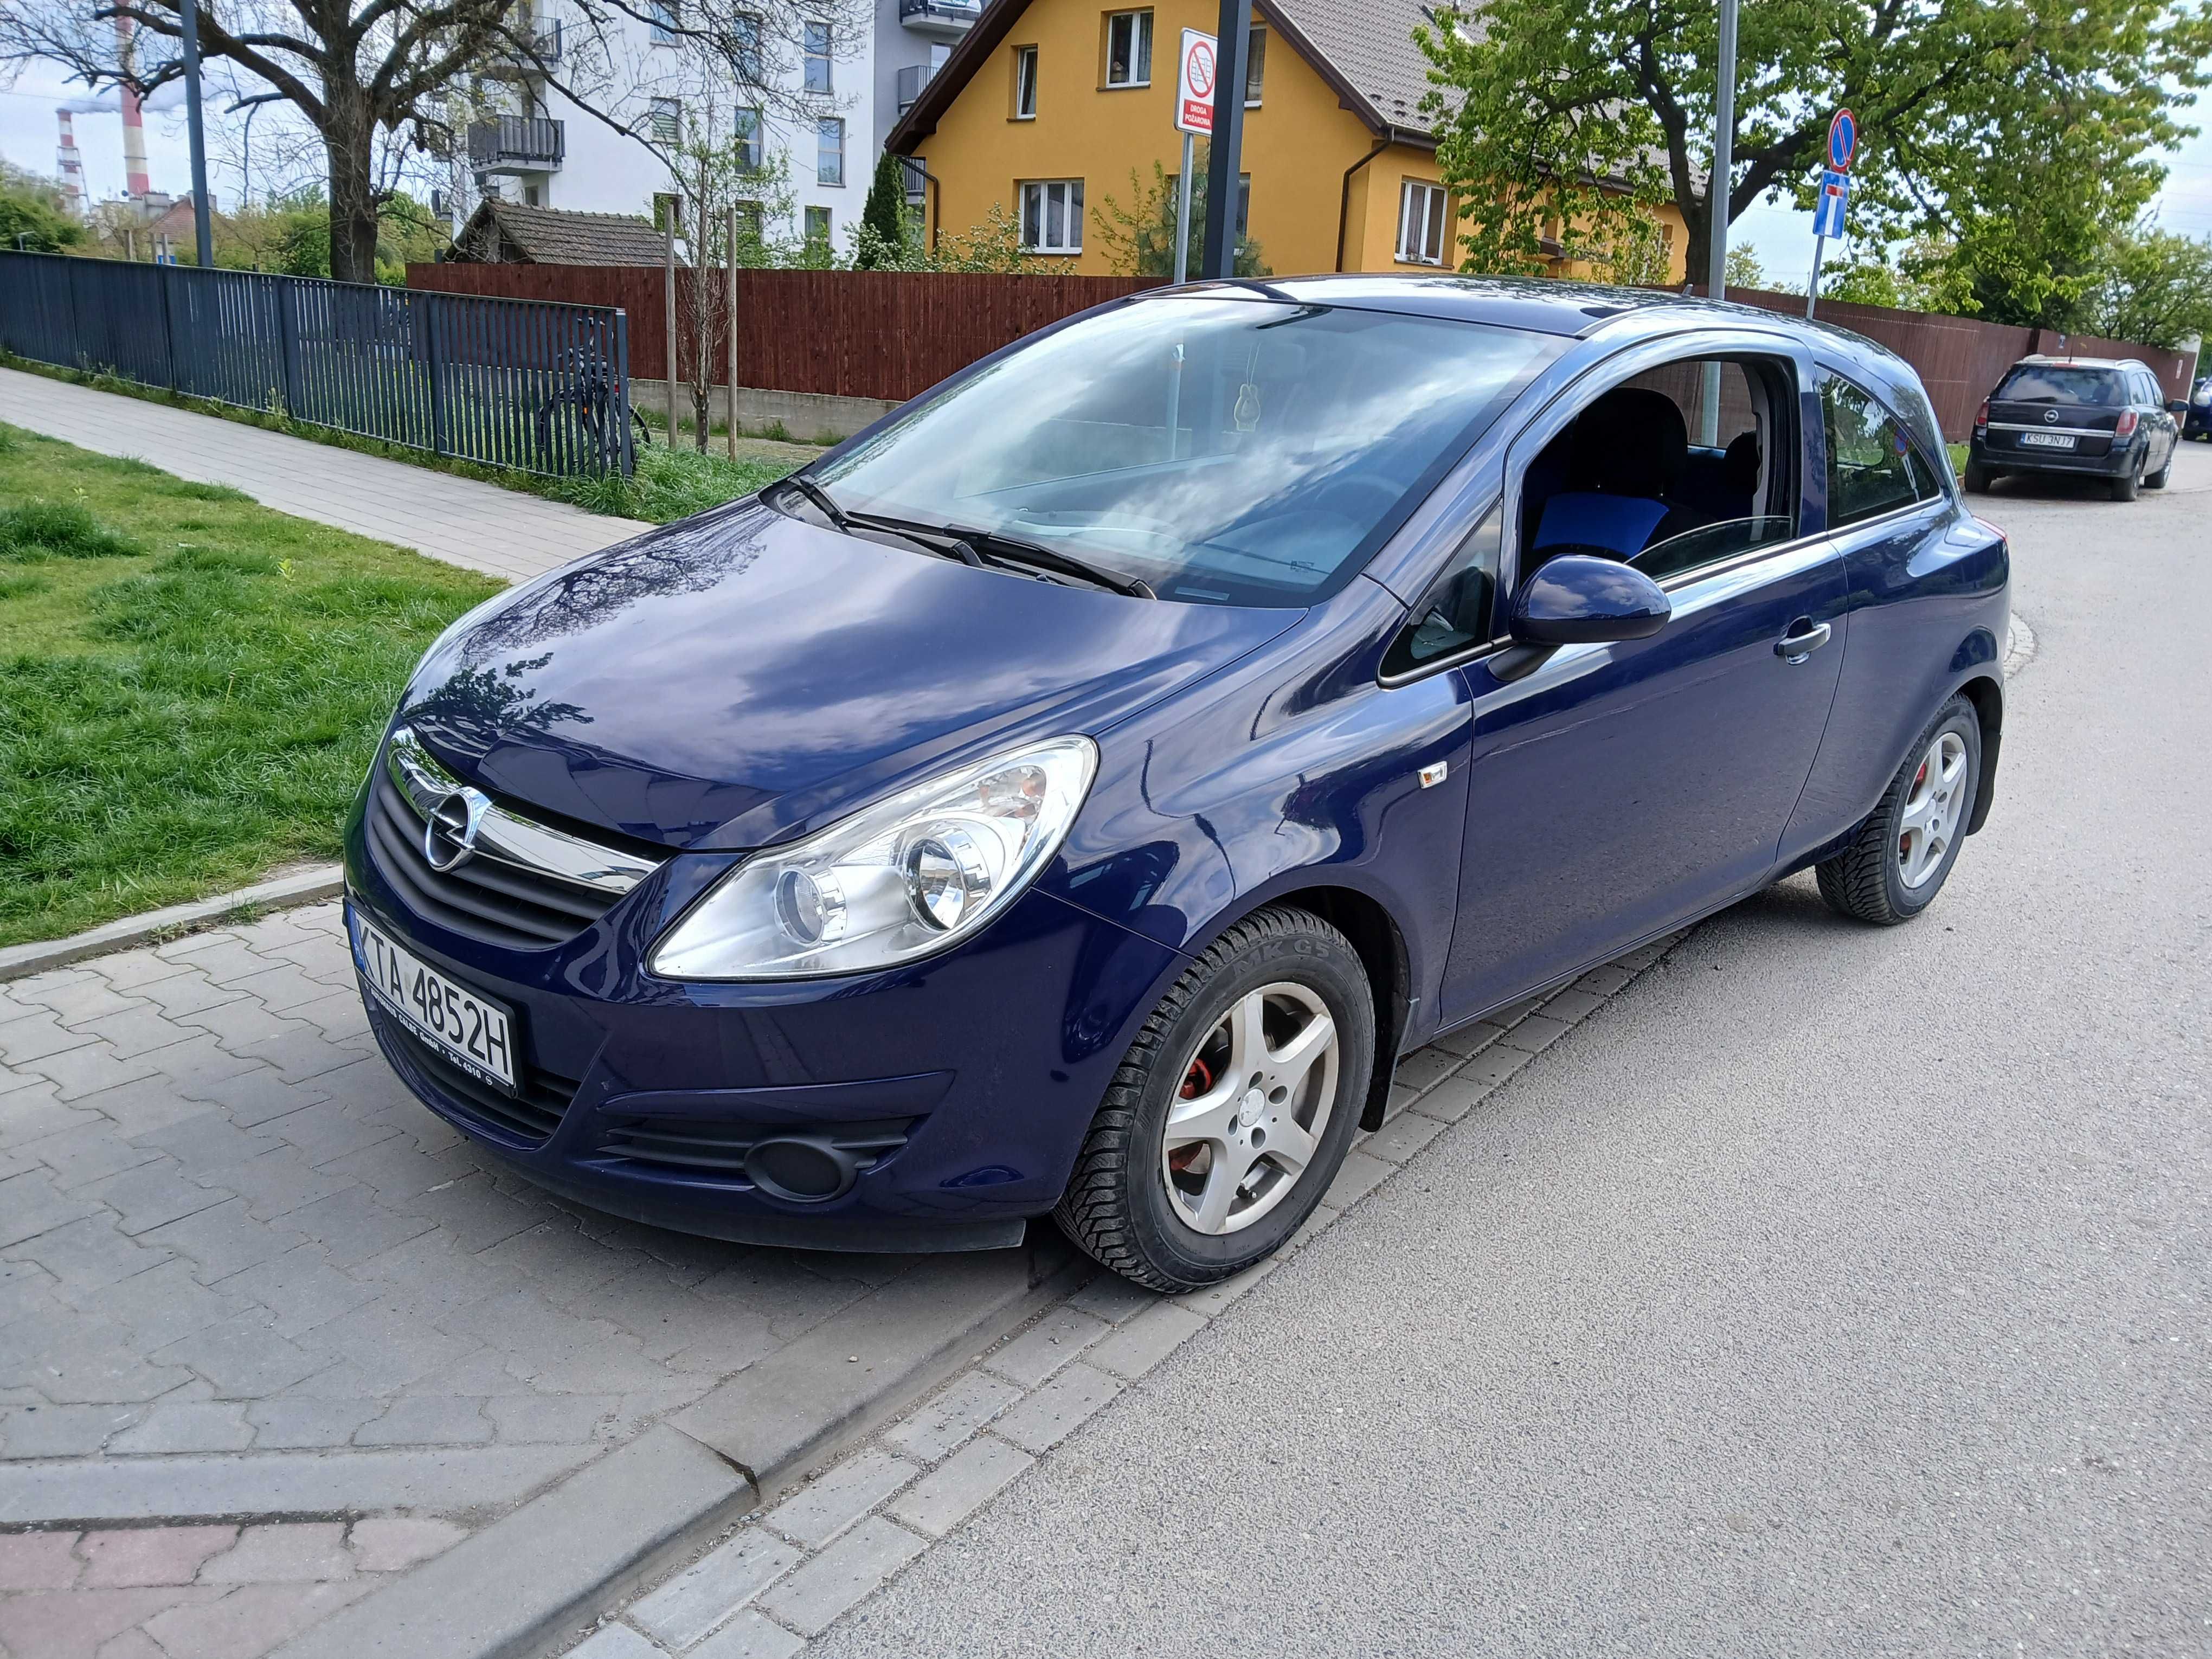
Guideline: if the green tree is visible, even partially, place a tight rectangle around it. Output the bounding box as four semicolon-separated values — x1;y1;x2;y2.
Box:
1724;243;1766;290
1414;0;2212;290
853;152;912;270
1097;149;1269;280
0;160;85;253
2081;224;2212;349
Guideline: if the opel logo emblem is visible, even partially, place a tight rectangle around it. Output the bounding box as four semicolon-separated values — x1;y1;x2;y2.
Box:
2043;408;2060;424
423;787;491;872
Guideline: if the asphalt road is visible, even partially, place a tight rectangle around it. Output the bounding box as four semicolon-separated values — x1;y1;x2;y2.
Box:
813;449;2212;1657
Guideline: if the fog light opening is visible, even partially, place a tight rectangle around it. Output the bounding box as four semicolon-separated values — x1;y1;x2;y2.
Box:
744;1137;856;1203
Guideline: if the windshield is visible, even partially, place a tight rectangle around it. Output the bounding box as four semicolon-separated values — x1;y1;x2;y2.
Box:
1995;365;2124;405
811;294;1564;606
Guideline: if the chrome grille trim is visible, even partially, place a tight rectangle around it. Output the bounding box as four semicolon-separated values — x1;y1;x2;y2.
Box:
387;726;659;898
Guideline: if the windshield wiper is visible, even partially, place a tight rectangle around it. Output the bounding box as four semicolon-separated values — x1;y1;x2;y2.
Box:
775;481;983;567
844;509;987;569
772;473;852;530
944;524;1157;600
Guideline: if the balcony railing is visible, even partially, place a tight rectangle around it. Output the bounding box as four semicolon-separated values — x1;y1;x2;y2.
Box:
895;62;934;113
468;116;565;174
898;0;982;31
526;19;562;60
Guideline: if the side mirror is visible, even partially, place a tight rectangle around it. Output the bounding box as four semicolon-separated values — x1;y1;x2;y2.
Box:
2167;399;2190;416
1510;554;1671;645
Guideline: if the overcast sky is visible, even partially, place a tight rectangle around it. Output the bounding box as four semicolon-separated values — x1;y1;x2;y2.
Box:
9;55;2212;288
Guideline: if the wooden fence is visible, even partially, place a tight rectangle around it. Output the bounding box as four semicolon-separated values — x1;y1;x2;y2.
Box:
406;264;1160;404
1693;286;2198;442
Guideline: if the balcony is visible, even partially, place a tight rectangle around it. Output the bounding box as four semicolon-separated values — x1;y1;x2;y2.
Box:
895;61;934;114
526;19;562;61
468;116;565;175
898;0;982;35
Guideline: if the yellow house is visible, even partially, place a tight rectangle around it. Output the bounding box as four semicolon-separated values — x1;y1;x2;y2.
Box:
886;0;1689;280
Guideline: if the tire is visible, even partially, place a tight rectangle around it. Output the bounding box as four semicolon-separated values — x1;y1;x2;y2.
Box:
2145;452;2171;488
1963;460;1993;494
1816;695;1982;926
2111;458;2142;501
1055;906;1374;1292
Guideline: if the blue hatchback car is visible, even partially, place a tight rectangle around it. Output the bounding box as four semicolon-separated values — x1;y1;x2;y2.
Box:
347;278;2009;1291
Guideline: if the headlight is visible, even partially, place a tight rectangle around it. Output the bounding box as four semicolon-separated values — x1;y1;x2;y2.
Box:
648;737;1098;981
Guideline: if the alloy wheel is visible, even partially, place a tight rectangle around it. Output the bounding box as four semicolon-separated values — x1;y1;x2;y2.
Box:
1160;982;1340;1236
1897;730;1968;889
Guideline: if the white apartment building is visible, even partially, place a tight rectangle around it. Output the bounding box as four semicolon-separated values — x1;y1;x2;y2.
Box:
464;0;978;248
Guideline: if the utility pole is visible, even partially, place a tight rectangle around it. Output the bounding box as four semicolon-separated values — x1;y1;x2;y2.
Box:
1699;0;1738;444
1198;0;1251;281
178;0;214;266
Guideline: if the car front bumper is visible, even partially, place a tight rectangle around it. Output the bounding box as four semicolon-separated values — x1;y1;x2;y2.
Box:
342;813;1185;1253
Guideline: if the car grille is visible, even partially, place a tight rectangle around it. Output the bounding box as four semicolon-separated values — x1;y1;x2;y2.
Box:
381;1017;583;1145
364;729;666;951
596;1115;914;1179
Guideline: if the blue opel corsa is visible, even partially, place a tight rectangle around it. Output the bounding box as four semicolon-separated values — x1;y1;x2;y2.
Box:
348;278;2009;1291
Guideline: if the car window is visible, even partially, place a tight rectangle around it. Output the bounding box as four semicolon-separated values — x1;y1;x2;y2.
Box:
813;297;1565;608
1822;374;1940;529
1994;365;2124;405
1384;505;1501;677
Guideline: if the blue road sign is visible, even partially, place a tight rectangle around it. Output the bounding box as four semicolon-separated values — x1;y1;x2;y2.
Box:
1828;110;1857;172
1814;170;1851;237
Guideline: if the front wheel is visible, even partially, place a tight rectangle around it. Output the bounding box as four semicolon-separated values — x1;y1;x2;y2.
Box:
1816;695;1982;925
1056;906;1374;1292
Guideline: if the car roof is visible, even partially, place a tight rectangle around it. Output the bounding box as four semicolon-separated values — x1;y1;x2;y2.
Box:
1139;273;1813;340
2013;355;2142;371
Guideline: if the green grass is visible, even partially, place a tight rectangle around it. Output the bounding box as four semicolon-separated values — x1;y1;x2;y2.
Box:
1949;441;1970;475
0;422;503;947
549;441;801;521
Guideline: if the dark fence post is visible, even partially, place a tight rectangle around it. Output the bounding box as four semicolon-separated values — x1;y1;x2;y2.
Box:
426;294;449;457
615;309;634;477
276;277;304;420
156;262;181;392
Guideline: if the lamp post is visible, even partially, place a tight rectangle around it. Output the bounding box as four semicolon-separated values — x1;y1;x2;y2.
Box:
178;0;214;265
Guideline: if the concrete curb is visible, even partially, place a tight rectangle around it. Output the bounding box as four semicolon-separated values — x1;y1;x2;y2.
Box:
2004;614;2036;676
266;1238;1091;1659
0;863;345;983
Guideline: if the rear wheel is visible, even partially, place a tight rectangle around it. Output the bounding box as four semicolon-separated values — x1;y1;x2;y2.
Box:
1963;460;1994;494
1055;906;1373;1292
2111;457;2142;501
2145;451;2171;488
1816;696;1982;926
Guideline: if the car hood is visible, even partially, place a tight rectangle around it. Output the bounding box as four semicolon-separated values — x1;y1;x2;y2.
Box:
397;499;1300;851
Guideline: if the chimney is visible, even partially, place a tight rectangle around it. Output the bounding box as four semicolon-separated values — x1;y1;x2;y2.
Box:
114;14;152;202
56;109;87;216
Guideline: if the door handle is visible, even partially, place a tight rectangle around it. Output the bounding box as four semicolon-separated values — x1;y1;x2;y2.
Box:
1776;620;1832;663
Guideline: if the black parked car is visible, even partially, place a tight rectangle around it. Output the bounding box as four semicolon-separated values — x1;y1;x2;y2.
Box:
2185;375;2212;441
1965;355;2182;501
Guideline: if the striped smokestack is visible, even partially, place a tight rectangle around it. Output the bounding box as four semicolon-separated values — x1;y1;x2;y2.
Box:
114;13;152;200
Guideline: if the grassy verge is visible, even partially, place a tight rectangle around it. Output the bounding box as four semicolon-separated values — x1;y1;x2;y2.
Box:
1949;441;1970;476
0;352;815;525
0;421;503;947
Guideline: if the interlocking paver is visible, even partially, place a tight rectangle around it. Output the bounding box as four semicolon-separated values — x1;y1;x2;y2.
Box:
12;974;145;1028
0;1528;82;1589
0;1256;61;1326
82;1163;233;1237
980;1306;1111;1388
77;1523;239;1587
153;1310;330;1398
229;1027;375;1086
346;1516;466;1572
279;1186;435;1268
482;1391;618;1443
992;1362;1122;1455
198;1522;352;1583
1365;1107;1449;1163
768;1449;921;1549
1394;1045;1462;1092
76;1005;208;1060
131;971;246;1020
20;1040;162;1103
107;1398;258;1454
1323;1149;1396;1211
83;951;195;993
0;1168;100;1250
0;1010;96;1065
0;1401;143;1456
0;1086;97;1153
5;1213;173;1291
1430;1018;1508;1057
757;1516;928;1638
1085;1302;1206;1380
139;1579;371;1659
1172;1253;1281;1318
692;1609;806;1659
221;1246;377;1337
128;1111;280;1178
74;1258;252;1350
0;1584;211;1659
883;1370;1023;1464
632;1528;803;1649
243;1395;382;1449
255;1099;403;1169
352;1393;493;1446
175;997;310;1052
169;1065;330;1128
21;1102;170;1188
889;1436;1034;1538
142;1198;308;1282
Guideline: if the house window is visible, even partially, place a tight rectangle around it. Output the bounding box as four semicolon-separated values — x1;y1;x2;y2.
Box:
816;117;845;186
734;106;763;171
1020;179;1084;254
1244;28;1265;104
804;205;832;245
647;0;678;47
804;22;833;92
1397;180;1449;266
648;97;682;144
652;192;681;234
729;11;763;78
1104;10;1151;86
1013;44;1039;118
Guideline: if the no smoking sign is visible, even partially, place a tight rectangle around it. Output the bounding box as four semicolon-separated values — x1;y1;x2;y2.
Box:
1178;29;1217;134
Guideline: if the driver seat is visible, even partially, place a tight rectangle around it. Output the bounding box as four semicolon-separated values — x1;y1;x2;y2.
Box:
1531;388;1700;562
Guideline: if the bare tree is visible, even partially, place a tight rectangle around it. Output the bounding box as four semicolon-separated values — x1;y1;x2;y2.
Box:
0;0;865;285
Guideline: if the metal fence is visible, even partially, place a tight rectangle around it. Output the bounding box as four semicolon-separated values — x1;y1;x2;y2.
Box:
0;251;634;477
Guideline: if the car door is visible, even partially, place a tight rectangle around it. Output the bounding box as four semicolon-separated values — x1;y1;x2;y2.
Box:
1434;339;1850;1026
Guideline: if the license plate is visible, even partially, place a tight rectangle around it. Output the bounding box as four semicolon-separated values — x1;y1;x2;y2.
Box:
353;916;517;1091
2019;432;2076;449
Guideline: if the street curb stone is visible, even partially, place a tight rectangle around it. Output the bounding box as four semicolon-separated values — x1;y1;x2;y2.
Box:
0;866;344;984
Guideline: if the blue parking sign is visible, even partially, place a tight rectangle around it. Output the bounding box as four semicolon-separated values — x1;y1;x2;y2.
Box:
1814;170;1851;238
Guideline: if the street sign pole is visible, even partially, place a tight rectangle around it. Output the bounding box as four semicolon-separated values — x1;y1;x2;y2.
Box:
1199;0;1251;281
178;0;214;267
1806;228;1826;319
1807;110;1856;320
1699;0;1739;443
1173;131;1195;282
